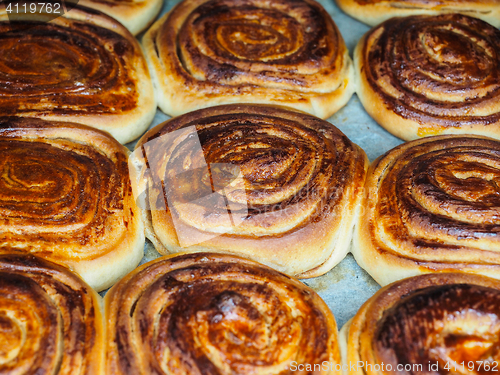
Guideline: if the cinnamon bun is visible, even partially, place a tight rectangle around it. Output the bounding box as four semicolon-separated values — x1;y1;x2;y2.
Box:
78;0;162;35
142;0;354;119
105;252;341;375
0;117;144;292
131;104;368;278
335;0;500;27
340;273;500;375
0;254;104;375
0;2;156;144
355;14;500;141
353;135;500;286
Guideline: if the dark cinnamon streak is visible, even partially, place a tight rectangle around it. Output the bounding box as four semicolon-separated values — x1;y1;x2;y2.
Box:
0;117;129;256
161;0;344;93
141;107;362;236
111;254;332;375
363;14;500;127
355;0;500;4
178;1;335;82
375;283;500;371
371;136;500;264
0;254;99;375
0;20;138;115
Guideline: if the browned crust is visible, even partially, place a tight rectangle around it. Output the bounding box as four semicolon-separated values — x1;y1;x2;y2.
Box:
105;252;341;375
0;2;156;144
142;0;354;119
0;254;105;375
341;273;500;374
132;104;368;278
0;117;144;291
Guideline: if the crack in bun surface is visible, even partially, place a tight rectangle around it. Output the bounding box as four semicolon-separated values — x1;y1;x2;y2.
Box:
133;104;368;279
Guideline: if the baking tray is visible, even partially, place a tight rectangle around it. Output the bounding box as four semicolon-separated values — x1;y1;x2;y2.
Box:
124;0;406;329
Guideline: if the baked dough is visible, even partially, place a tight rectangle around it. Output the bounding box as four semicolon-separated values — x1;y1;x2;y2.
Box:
336;0;500;27
78;0;162;35
0;254;104;375
340;273;500;375
353;135;500;286
0;2;156;144
131;104;368;278
142;0;354;119
355;14;500;141
105;252;341;375
0;117;144;291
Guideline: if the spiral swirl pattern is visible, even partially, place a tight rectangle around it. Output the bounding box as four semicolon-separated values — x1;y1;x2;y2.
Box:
343;273;500;375
0;4;155;143
105;253;340;375
134;104;367;278
0;254;103;375
353;135;500;286
0;117;143;291
0;19;134;114
356;14;500;140
143;0;354;118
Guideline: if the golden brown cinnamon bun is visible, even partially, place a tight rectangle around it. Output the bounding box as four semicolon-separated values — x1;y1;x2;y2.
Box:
355;14;500;141
131;104;368;278
0;254;104;375
105;252;341;375
0;117;144;292
77;0;162;35
0;3;156;144
142;0;354;119
340;273;500;375
336;0;500;27
353;135;500;286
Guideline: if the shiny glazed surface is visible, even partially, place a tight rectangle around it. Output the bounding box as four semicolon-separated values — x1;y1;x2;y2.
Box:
0;16;139;116
0;254;103;375
145;0;354;118
138;104;366;238
355;0;500;4
174;0;344;92
105;253;340;375
361;135;500;271
361;14;500;132
346;273;500;375
0;117;134;261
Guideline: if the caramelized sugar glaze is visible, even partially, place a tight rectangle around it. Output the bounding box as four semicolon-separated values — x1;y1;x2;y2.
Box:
134;105;367;278
0;21;137;115
0;4;155;143
105;253;341;375
343;273;500;375
356;14;500;140
176;0;341;91
0;254;103;375
143;0;354;118
0;117;143;291
353;135;500;286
